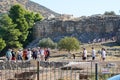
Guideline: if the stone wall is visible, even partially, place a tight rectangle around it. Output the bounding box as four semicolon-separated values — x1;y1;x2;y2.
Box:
33;15;120;43
0;61;68;69
0;61;31;69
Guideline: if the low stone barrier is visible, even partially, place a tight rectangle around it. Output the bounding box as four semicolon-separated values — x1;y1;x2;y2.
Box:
0;60;31;70
0;60;69;69
39;61;69;68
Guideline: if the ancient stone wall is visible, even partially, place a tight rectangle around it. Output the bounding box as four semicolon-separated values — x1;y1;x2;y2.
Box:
33;15;120;43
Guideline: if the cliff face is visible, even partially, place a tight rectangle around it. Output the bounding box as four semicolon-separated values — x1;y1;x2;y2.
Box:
116;31;120;44
0;0;60;18
33;15;120;43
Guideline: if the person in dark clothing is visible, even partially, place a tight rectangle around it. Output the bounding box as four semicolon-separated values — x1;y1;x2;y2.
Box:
11;49;16;60
72;54;75;59
32;48;37;60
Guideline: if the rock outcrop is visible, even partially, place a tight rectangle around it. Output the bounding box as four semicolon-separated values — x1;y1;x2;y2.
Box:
33;15;120;43
116;31;120;44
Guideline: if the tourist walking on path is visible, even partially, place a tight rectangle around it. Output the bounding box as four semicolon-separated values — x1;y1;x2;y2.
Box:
6;49;12;61
27;48;32;60
23;49;28;60
17;49;23;60
44;48;50;61
32;48;37;60
101;48;106;61
40;47;45;61
91;47;96;60
37;47;41;60
82;48;87;61
11;49;16;60
72;54;75;59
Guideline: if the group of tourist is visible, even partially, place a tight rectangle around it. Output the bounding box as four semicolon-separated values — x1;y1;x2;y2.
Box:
5;46;107;61
5;47;50;61
82;47;106;61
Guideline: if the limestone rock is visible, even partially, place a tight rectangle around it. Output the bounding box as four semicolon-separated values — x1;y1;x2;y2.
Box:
116;31;120;44
33;15;120;43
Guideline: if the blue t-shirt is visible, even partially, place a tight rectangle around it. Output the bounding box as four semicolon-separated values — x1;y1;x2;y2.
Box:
6;50;12;57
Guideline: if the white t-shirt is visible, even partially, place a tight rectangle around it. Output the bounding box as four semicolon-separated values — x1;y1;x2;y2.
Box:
102;50;106;58
18;51;23;57
92;49;96;57
40;49;44;56
83;50;87;57
27;51;32;58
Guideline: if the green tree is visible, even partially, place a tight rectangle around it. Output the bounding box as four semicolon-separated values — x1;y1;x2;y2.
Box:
39;38;57;49
104;11;116;15
58;37;80;52
9;4;43;47
0;14;22;48
9;5;29;43
0;38;6;51
34;13;43;22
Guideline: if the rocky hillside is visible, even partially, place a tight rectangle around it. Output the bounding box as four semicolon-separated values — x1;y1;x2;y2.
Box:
0;0;60;18
33;15;120;43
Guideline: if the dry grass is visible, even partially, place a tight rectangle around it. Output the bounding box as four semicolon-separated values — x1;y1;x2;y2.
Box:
50;41;120;61
106;56;120;61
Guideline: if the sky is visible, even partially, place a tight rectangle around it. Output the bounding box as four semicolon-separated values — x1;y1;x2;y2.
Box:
30;0;120;17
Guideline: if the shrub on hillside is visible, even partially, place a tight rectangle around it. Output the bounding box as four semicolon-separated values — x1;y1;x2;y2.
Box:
39;38;57;49
58;37;80;52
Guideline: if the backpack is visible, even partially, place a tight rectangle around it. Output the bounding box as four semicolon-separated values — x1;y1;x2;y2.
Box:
11;51;15;57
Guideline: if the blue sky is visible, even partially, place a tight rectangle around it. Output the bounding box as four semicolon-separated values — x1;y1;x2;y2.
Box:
30;0;120;17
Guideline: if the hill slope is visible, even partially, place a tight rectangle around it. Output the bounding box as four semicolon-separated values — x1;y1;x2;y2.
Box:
0;0;60;18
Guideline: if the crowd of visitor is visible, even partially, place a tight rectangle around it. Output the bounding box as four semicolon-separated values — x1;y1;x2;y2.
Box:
5;47;50;61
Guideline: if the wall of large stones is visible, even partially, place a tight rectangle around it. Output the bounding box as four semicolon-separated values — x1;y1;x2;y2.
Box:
33;15;120;43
